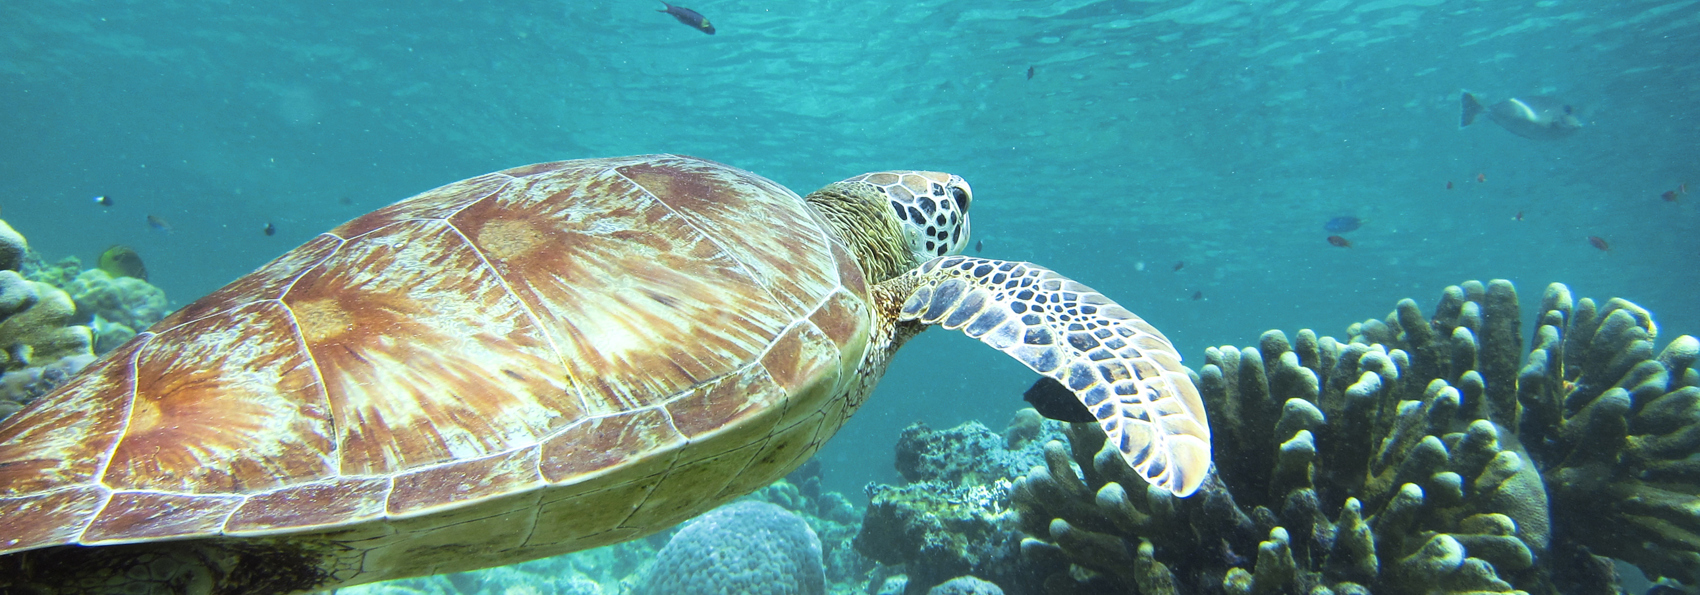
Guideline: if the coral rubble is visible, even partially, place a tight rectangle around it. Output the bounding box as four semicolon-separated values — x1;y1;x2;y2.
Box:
1010;280;1698;595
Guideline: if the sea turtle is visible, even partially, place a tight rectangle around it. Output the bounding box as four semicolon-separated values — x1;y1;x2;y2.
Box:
0;155;1210;594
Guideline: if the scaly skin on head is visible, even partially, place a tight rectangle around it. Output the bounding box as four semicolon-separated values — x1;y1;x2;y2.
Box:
804;182;921;287
804;171;976;399
803;171;973;286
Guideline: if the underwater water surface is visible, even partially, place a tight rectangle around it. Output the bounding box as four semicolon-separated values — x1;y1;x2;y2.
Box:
2;0;1697;593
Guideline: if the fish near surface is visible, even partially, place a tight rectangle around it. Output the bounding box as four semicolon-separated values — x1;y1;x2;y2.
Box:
658;1;714;34
1461;92;1582;140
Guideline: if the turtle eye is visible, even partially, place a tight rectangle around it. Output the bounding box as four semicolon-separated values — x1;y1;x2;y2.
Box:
951;186;970;212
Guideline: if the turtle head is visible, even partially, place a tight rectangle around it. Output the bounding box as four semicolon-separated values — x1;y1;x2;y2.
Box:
804;171;973;285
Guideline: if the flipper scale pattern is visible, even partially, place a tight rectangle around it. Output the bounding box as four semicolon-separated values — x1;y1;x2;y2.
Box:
899;256;1212;496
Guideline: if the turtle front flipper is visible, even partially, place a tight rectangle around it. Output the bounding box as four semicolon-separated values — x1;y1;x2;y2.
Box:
896;256;1212;497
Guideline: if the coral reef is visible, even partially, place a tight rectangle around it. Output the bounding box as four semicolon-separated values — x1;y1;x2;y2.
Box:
748;476;867;589
333;473;869;595
895;420;1047;485
0;220;25;271
633;500;826;595
61;268;169;352
0;264;95;418
855;419;1062;594
856;477;1018;593
1513;286;1700;588
0;218;172;419
1008;280;1698;595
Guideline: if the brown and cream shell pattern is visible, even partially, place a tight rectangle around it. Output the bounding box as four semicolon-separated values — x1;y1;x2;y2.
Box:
0;155;877;587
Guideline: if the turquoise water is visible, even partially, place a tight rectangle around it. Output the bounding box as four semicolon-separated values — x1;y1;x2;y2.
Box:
3;0;1697;590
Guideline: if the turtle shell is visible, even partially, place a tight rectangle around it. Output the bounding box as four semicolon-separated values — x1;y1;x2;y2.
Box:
0;155;874;585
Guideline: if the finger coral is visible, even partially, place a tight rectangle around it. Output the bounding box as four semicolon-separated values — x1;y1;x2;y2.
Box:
1011;280;1698;595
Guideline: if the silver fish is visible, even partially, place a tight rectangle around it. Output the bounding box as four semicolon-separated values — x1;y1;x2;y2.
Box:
1461;92;1582;140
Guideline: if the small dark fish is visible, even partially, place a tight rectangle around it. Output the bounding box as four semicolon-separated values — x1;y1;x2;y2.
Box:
1662;190;1678;202
146;214;173;233
98;245;147;281
1323;216;1361;233
974;239;983;253
1446;181;1454;190
1514;211;1524;221
1587;236;1609;251
94;195;113;207
1476;173;1486;183
1327;235;1352;248
338;196;354;206
264;222;277;236
1026;66;1035;80
1172;260;1185;272
1023;377;1096;423
658;2;715;34
1191;290;1204;301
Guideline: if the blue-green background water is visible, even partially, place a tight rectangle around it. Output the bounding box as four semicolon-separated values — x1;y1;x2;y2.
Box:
3;0;1697;511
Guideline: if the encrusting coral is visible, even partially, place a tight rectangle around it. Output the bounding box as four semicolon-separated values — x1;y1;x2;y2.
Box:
855;421;1041;594
1010;280;1699;595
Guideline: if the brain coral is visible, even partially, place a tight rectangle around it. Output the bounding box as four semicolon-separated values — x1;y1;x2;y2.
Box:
927;575;1004;595
634;500;826;595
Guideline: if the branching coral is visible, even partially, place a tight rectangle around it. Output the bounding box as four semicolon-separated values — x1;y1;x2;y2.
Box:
1513;286;1700;587
1011;280;1698;595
